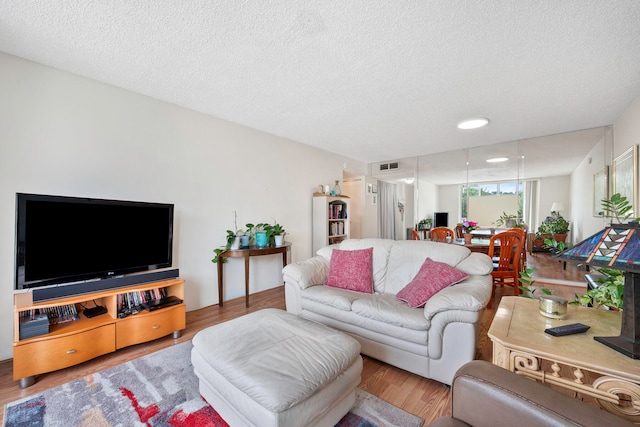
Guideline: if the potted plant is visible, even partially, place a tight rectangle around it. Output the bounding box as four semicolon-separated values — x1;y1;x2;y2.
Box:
539;211;569;242
457;220;478;243
270;223;286;246
252;223;270;247
495;212;518;228
517;267;552;298
572;267;624;310
417;217;432;230
211;212;242;263
601;192;639;224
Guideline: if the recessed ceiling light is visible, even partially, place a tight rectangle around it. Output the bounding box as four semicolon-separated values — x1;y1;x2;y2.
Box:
457;118;489;130
486;157;508;163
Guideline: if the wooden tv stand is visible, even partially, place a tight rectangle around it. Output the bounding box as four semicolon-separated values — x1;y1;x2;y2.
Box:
13;278;186;388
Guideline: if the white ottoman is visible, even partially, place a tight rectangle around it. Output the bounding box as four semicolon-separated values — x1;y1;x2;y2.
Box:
191;308;362;427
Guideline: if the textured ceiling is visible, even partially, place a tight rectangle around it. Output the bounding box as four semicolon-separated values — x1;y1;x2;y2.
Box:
1;1;640;165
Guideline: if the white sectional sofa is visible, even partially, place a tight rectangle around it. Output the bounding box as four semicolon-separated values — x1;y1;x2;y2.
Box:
283;238;493;385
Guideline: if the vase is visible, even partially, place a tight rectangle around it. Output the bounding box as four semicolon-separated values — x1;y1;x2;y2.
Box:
239;235;250;249
230;236;241;250
464;233;473;244
333;180;342;196
274;235;284;247
255;232;268;247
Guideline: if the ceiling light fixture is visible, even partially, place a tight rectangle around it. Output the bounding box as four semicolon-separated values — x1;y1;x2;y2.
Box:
404;177;415;184
457;118;489;130
486;157;508;163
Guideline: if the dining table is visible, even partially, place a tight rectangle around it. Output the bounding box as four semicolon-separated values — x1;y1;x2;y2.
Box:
458;238;493;254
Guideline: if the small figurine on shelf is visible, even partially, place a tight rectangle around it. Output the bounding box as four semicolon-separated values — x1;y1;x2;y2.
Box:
332;180;342;196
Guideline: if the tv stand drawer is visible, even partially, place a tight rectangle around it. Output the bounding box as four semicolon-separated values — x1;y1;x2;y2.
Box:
115;304;186;349
13;325;115;380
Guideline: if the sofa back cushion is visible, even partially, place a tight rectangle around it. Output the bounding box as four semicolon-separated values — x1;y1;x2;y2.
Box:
326;248;374;293
383;240;471;295
338;239;394;293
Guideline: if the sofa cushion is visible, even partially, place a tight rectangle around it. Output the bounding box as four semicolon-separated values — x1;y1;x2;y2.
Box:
396;258;469;308
300;286;362;311
351;293;430;330
383;241;471;295
326;248;374;293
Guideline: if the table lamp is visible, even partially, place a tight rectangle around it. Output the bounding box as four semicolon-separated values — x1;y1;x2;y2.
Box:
557;222;640;358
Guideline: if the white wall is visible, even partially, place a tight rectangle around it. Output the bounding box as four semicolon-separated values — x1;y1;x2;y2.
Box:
0;53;366;361
362;177;379;237
416;179;437;225
537;175;571;230
570;135;609;243
437;184;461;227
614;95;640;159
343;177;364;238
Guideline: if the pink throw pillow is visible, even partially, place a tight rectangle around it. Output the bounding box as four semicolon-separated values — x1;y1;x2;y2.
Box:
325;248;374;293
396;258;468;308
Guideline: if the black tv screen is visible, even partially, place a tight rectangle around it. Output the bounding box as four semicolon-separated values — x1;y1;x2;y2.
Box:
15;193;174;290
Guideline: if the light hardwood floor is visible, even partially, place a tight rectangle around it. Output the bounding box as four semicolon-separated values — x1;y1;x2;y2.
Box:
0;252;587;425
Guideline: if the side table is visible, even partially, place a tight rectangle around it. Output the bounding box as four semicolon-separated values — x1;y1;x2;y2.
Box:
488;296;640;423
217;243;291;308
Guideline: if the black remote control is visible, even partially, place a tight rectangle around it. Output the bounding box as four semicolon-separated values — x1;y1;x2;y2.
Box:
544;323;590;337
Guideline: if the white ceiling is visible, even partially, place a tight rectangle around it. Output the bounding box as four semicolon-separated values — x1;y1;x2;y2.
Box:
1;1;640;167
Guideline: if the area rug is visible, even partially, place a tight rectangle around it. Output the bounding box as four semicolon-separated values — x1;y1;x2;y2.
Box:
4;341;423;427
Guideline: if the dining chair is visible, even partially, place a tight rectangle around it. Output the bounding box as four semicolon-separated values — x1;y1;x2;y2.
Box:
411;229;422;240
454;225;464;239
507;227;527;270
430;227;454;243
487;230;524;308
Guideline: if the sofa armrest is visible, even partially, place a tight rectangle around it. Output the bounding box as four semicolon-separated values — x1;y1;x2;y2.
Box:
423;275;492;321
432;360;634;427
282;256;330;290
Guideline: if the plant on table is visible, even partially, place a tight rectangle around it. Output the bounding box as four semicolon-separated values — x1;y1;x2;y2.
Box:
211;211;242;264
494;212;518;228
418;217;432;230
571;268;624;310
517;267;552;298
458;220;478;234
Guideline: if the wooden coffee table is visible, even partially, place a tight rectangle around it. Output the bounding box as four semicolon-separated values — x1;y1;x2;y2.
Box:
488;296;640;423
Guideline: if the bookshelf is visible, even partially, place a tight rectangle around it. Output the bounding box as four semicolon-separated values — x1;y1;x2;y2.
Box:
313;194;350;253
13;278;185;388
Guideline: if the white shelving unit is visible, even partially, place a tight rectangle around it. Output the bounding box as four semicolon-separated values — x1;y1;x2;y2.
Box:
313;194;350;254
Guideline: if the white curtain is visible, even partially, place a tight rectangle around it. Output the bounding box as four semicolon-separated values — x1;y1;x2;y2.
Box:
524;180;538;231
378;181;397;239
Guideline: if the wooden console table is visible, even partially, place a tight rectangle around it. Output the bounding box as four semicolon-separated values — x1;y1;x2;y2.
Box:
217;243;291;308
489;296;640;423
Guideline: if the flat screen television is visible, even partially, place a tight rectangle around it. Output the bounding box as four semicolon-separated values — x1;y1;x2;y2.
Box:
15;193;174;296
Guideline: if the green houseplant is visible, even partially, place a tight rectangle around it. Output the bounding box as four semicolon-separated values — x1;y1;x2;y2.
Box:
517;267;552;298
572;268;624;310
269;223;286;246
495;212;518;228
417;217;432;230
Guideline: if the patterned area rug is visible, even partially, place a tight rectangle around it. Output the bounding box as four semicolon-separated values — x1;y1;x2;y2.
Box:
4;341;423;427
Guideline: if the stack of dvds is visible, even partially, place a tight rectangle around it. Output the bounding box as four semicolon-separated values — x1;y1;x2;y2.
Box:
19;312;50;339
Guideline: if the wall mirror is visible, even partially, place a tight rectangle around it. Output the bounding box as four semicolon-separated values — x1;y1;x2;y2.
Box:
370;126;611;241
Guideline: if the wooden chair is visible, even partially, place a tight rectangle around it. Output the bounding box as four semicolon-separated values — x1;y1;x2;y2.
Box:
454;225;464;239
430;227;454;243
411;229;421;240
487;230;524;308
507;227;527;270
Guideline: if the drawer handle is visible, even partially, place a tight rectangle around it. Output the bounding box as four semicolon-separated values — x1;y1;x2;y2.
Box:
66;349;76;354
152;325;160;329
